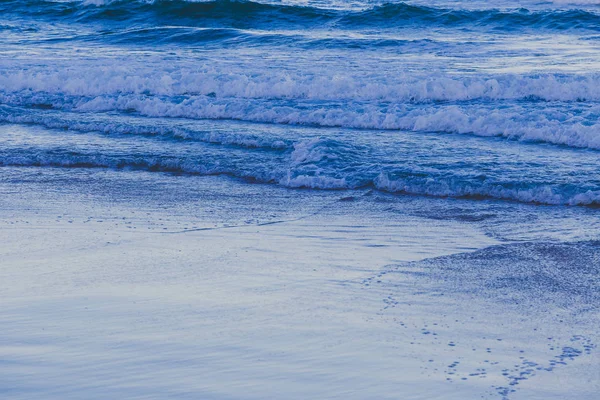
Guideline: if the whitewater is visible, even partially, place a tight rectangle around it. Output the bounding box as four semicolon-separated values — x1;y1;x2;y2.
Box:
1;1;599;399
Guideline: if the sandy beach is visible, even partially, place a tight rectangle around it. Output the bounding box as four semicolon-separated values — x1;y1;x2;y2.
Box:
1;166;598;400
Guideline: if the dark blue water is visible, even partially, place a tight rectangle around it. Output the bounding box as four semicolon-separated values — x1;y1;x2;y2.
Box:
1;0;600;205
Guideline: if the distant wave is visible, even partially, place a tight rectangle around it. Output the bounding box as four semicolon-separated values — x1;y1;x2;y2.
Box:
2;0;600;31
27;26;446;50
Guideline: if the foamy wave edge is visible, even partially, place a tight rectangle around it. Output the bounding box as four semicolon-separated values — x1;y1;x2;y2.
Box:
1;151;599;206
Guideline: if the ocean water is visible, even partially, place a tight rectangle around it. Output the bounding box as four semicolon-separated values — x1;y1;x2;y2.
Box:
2;0;600;206
1;1;600;399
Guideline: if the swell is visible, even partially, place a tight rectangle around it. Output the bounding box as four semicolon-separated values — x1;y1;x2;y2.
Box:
25;26;442;50
2;0;600;32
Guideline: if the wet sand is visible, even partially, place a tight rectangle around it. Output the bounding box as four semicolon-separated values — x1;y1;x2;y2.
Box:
0;167;598;400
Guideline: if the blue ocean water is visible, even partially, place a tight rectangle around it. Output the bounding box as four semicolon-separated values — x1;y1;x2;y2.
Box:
1;0;600;206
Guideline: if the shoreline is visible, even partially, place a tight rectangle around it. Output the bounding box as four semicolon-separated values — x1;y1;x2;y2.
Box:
1;167;598;399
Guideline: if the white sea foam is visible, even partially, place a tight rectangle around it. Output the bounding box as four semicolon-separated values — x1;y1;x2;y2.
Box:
4;92;598;149
3;68;600;103
551;0;600;4
374;173;600;206
3;64;600;150
280;173;348;189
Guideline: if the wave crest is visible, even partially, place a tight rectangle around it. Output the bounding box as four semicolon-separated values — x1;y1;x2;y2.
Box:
4;0;600;31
